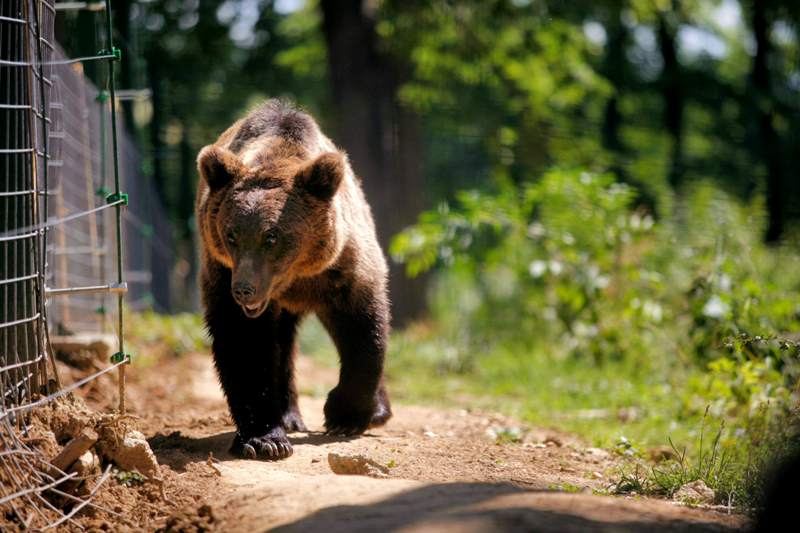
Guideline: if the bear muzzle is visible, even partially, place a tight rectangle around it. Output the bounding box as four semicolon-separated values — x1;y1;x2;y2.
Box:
232;280;271;318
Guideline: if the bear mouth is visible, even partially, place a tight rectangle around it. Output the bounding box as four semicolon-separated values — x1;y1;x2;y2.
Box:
241;300;268;318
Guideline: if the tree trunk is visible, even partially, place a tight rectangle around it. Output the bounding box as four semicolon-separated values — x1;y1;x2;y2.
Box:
319;0;426;325
600;5;658;212
601;4;626;159
657;6;685;188
146;46;165;200
749;0;785;242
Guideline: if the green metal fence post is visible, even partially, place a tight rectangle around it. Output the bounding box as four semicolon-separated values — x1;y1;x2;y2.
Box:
102;0;129;413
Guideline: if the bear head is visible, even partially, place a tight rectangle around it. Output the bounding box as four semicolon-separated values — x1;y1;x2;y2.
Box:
197;144;346;318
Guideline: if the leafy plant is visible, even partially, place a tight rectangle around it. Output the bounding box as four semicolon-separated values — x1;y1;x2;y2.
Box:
389;168;800;511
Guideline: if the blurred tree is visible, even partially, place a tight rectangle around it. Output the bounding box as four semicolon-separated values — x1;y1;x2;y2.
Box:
656;1;685;188
319;0;426;324
746;0;785;242
597;1;630;172
55;0;800;310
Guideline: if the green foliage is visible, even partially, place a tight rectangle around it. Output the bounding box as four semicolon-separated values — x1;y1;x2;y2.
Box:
126;310;208;364
610;404;800;509
393;169;800;367
393;169;656;363
384;0;613;191
391;168;800;510
113;468;146;487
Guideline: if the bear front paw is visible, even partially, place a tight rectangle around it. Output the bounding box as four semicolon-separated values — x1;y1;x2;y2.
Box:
231;427;293;460
323;387;374;436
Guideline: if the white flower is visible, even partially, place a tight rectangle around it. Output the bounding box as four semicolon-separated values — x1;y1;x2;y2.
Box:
702;295;729;318
548;260;563;275
529;260;547;278
574;322;598;337
642;301;663;322
527;222;546;238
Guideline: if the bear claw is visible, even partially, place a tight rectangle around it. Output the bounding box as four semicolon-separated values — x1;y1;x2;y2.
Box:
243;443;257;459
232;428;293;460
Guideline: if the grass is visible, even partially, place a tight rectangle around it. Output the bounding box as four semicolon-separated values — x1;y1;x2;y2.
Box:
298;317;700;449
125;309;208;366
298;317;797;511
122;309;796;512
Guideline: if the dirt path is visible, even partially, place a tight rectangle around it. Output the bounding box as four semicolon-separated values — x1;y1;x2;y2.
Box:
115;353;745;532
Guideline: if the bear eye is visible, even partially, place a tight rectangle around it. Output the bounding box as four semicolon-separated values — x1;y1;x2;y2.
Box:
263;231;278;248
226;231;237;246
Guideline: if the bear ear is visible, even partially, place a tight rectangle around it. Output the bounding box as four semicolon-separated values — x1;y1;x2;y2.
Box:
295;152;345;200
197;145;243;190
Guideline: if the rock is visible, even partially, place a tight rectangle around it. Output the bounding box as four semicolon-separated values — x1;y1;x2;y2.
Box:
71;450;99;475
327;452;389;478
674;480;715;504
62;451;100;497
99;429;160;478
585;447;610;458
49;428;98;474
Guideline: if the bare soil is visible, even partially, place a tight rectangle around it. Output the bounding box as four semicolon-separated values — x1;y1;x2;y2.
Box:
59;352;747;532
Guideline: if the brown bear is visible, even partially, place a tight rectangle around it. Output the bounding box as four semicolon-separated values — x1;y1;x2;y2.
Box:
195;100;392;460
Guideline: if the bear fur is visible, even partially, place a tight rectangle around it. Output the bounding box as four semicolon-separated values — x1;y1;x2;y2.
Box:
195;100;392;460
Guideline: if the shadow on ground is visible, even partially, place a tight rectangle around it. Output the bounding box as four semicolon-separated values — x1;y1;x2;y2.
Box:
148;429;363;470
271;482;738;533
148;431;235;470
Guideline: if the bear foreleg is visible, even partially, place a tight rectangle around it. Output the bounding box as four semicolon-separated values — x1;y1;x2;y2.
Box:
319;304;393;436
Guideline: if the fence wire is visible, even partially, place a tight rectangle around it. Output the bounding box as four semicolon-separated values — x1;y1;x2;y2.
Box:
1;0;172;528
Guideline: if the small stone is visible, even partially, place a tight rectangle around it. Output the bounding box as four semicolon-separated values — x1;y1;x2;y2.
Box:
423;430;437;438
585;447;610;458
71;450;99;475
102;429;159;478
523;442;547;449
674;480;715;504
327;452;389;478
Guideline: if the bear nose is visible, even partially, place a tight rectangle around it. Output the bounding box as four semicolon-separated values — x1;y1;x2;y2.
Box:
232;282;255;302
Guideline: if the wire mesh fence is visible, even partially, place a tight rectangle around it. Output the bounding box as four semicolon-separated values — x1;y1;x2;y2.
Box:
1;0;55;423
46;45;173;334
1;0;172;528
